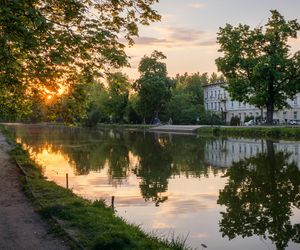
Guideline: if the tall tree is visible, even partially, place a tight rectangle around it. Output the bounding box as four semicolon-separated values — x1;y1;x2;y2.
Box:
0;0;160;119
135;51;171;123
216;10;300;124
106;72;130;122
167;72;207;124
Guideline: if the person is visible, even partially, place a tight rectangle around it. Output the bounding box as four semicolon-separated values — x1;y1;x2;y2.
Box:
196;117;200;125
168;117;173;125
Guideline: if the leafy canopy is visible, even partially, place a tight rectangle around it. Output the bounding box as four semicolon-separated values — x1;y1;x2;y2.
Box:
0;0;160;119
216;10;300;123
135;50;171;122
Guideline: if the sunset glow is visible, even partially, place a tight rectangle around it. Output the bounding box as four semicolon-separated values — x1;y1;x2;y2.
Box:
124;0;300;80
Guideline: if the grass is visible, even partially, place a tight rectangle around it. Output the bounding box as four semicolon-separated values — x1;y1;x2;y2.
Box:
197;125;300;140
0;125;191;250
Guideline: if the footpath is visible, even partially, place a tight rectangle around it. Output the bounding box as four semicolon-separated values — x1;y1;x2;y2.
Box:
0;132;67;250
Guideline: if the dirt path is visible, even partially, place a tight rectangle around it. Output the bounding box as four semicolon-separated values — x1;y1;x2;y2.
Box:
0;133;68;250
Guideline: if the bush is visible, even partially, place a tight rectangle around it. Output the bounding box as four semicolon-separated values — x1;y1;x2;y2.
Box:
244;115;254;123
230;116;240;126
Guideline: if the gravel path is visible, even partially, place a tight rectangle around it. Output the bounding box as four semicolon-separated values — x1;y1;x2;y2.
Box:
0;133;68;250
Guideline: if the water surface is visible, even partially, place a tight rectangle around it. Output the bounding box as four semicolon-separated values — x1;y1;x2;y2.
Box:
6;124;300;250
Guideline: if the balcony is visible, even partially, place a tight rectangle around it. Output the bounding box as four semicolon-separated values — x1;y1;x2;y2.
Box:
218;95;227;101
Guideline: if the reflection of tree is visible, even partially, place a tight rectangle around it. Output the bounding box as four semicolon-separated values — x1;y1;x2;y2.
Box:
10;125;228;206
132;134;173;206
168;135;224;178
218;140;300;249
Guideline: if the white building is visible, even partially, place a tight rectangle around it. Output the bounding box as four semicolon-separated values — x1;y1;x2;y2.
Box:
203;81;300;124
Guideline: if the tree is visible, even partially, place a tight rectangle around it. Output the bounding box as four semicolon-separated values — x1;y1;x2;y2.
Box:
106;72;130;123
216;10;300;124
84;81;110;126
135;51;171;123
0;0;160;119
218;140;300;249
209;72;225;83
167;73;206;124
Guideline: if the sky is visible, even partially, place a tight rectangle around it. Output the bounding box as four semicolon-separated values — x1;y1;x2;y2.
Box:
123;0;300;80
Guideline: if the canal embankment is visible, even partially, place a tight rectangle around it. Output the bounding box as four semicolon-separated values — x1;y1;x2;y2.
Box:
0;130;68;250
0;125;190;250
197;126;300;140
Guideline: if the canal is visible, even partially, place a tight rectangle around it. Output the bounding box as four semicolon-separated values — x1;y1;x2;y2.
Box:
6;124;300;250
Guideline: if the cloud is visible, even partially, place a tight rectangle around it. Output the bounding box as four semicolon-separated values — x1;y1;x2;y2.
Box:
194;40;217;47
133;37;171;47
166;27;205;42
189;3;206;9
122;27;216;49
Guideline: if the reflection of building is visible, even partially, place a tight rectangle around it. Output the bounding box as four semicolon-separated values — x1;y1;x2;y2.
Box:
203;82;300;123
205;139;300;168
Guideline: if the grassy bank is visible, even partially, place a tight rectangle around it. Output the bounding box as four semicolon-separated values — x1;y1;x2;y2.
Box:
0;126;190;250
198;126;300;140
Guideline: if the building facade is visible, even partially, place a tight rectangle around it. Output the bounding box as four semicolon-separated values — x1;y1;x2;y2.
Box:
203;81;300;124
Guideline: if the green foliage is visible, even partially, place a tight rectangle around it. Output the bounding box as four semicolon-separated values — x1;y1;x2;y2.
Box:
0;0;160;119
199;111;225;125
135;51;172;122
106;72;130;123
126;95;143;124
216;10;300;124
244;115;254;123
230;116;240;126
210;126;300;140
166;73;207;124
166;90;201;124
84;83;110;126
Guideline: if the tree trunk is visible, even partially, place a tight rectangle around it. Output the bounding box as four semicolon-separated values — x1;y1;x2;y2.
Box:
266;101;274;125
266;77;275;125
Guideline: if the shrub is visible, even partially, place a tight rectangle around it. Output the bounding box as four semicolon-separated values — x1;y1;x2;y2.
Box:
230;116;240;126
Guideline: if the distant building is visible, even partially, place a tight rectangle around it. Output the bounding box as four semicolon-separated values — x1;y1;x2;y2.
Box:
203;81;300;124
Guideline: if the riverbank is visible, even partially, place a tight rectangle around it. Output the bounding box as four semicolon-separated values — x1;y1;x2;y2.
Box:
0;125;189;250
197;126;300;140
0;130;68;249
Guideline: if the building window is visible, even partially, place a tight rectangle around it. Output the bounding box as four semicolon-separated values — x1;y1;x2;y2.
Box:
294;96;298;105
283;111;287;120
239;102;241;107
294;111;298;120
211;103;213;109
231;101;234;108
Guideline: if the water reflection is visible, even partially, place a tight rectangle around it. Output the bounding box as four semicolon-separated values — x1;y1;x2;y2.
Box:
11;125;224;205
6;124;300;249
218;140;300;249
